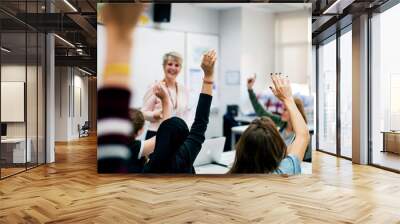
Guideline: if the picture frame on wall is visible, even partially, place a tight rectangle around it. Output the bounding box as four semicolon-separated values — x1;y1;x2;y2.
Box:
225;70;240;86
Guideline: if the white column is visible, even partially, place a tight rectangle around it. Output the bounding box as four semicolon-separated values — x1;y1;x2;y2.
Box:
45;0;56;163
352;14;369;164
46;33;55;163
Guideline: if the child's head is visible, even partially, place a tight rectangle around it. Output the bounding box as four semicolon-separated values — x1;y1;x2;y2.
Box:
156;117;189;153
229;117;287;174
281;97;307;123
129;108;145;138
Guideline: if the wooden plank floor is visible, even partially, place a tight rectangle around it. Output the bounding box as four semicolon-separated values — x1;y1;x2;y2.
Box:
1;167;26;178
1;135;400;223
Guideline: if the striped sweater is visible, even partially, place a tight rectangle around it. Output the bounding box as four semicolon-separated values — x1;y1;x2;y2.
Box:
97;87;133;173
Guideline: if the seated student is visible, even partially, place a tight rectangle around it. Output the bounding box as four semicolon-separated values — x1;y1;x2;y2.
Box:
127;83;172;172
143;50;217;174
229;74;310;175
127;108;147;172
247;74;307;145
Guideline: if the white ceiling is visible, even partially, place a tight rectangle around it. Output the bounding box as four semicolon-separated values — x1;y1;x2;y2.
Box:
190;3;310;13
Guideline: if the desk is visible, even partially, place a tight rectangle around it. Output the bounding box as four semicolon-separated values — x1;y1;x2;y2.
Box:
234;115;257;123
382;131;400;154
194;150;312;174
1;138;31;163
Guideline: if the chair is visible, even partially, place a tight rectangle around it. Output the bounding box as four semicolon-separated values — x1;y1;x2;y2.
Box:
223;105;240;152
78;121;90;138
226;105;239;117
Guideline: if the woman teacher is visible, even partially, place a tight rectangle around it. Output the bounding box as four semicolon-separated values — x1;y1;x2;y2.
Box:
142;52;190;140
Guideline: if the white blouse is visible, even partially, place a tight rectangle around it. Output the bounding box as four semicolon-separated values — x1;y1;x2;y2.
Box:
141;82;191;132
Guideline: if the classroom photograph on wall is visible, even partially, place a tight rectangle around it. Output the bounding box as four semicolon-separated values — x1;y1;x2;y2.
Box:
97;3;314;175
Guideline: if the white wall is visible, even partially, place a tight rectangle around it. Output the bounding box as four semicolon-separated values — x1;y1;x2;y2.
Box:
1;65;26;81
80;76;89;125
218;8;242;116
55;67;68;141
240;8;275;114
275;10;311;87
55;67;89;141
143;4;220;35
72;74;89;138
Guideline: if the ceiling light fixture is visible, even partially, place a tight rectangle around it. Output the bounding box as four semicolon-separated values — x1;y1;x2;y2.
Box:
1;47;11;53
63;0;78;12
54;34;75;48
323;0;342;14
322;0;354;15
76;48;84;55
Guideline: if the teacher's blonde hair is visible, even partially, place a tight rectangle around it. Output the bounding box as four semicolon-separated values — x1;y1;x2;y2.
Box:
163;52;183;66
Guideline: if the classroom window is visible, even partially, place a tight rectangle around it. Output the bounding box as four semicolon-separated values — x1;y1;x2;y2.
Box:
370;3;400;171
317;37;337;155
340;29;352;158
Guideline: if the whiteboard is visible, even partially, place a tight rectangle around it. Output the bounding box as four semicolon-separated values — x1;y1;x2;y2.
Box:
1;82;25;122
131;28;185;107
97;26;185;108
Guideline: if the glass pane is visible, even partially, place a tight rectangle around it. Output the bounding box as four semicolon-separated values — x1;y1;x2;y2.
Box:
1;30;27;177
371;4;400;171
318;38;337;154
27;31;38;169
340;30;352;158
38;32;45;165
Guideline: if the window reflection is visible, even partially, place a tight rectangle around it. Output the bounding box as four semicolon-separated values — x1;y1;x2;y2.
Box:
340;30;352;158
371;4;400;171
318;38;337;154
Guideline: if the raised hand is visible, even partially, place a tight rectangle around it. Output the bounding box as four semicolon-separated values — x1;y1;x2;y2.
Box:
102;3;146;84
152;110;163;121
102;3;145;32
269;73;309;162
247;74;256;90
153;81;168;101
269;73;293;104
153;81;171;121
201;50;217;80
